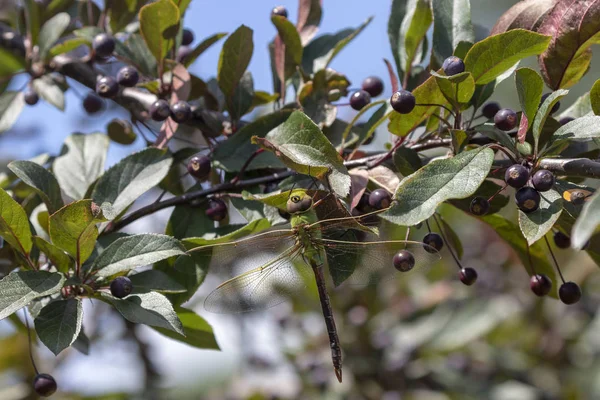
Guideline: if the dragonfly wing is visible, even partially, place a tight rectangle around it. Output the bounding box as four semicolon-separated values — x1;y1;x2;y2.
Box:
318;238;441;287
204;245;309;313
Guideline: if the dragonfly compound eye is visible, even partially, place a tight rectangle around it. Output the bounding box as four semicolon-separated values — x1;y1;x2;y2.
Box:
286;194;313;214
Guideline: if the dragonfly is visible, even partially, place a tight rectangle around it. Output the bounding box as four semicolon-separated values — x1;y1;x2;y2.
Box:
187;189;441;382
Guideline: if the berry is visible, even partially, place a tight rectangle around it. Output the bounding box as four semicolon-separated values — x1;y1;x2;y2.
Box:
206;198;228;221
530;274;552;296
515;187;540;213
355;191;371;213
559;117;574;125
116;66;139;87
442;56;465;76
177;46;192;63
559;281;582;305
482;102;501;119
110;276;133;298
92;33;115;58
531;170;555;192
504;164;530;188
82;92;104;114
24;87;39;105
494;108;517;131
423;232;443;253
540;93;560;114
393;250;415;272
368;189;391;210
271;5;288;18
361;76;384;97
569;190;587;206
33;373;57;397
182;28;194;46
469;196;490;216
149;99;171;121
350;90;371;110
170;101;192;123
187;155;211;180
95;76;119;98
553;231;571;249
390;90;416;114
459;267;478;286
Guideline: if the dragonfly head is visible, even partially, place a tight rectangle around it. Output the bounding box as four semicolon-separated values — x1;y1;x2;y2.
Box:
286;193;313;214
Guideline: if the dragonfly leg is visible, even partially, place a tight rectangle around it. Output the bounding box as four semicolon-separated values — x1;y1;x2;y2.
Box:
309;257;343;383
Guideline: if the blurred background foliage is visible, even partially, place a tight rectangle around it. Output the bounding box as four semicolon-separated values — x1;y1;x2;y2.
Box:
0;0;599;399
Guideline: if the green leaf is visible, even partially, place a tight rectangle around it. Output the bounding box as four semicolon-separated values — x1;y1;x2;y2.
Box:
437;210;464;260
24;0;41;46
431;71;475;105
388;0;410;79
101;292;184;334
0;92;25;133
518;189;562;245
32;75;65;111
107;118;137;145
109;0;145;34
0;271;65;320
139;0;180;64
155;253;209;306
228;71;254;121
572;189;600;250
515;67;544;136
182;218;271;247
54;133;109;200
591;79;600;116
48;37;89;57
72;329;89;355
0;188;33;257
546;116;600;153
382;147;494;226
121;33;157;77
430;0;474;68
449;180;509;216
476;123;517;154
91;234;185;278
464;29;551;85
533;89;568;155
49;200;107;266
183;33;227;68
34;298;82;355
166;204;214;240
38;12;70;60
398;0;432;78
129;270;186;294
0;48;26;79
558;92;592;120
153;306;219;350
252;111;351;197
217;25;253;118
92;148;172;220
303;17;373;74
393;147;422;177
8;161;64;214
33;236;73;274
272;14;303;70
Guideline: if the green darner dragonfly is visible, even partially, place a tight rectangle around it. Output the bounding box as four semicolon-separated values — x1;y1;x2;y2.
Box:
187;189;441;382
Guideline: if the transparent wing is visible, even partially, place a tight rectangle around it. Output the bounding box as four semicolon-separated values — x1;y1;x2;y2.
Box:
204;245;309;313
318;237;441;287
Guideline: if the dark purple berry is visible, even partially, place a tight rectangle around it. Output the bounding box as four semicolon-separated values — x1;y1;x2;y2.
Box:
33;373;57;397
116;66;139;87
177;46;192;63
393;250;415;272
494;108;517;131
83;92;104;114
531;170;555;192
110;276;133;298
182;28;194;46
515;187;540;213
355;191;371;213
559;117;574;125
24;87;39;105
482;102;501;119
469;196;490;216
350;90;371;110
390;90;416;114
459;267;478;286
530;274;552;296
95;76;119;98
149;99;171;121
170;101;192;123
504;164;530;188
206;198;228;221
569;190;588;206
559;281;581;305
553;231;571;249
92;33;115;58
540;93;560;114
271;5;288;18
368;189;391;210
187;155;211;180
361;76;384;97
423;232;443;253
442;56;465;76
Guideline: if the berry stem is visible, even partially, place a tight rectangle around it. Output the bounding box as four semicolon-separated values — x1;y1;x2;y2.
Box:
432;214;462;269
415;103;456;118
23;309;39;375
231;148;265;184
487;183;508;202
543;235;566;284
525;243;536;276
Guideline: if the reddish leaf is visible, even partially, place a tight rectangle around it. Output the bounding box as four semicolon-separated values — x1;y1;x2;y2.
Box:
490;0;559;35
537;0;600;89
296;0;322;45
517;113;529;144
170;63;191;103
273;35;286;101
383;58;399;93
349;169;369;210
155;118;178;149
